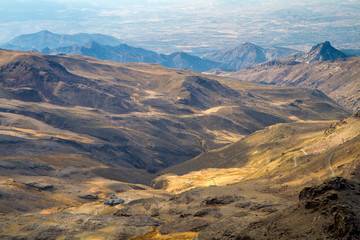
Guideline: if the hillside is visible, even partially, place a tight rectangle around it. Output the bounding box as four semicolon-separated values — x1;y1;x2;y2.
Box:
0;49;357;240
2;112;360;239
151;112;360;238
159;113;360;191
203;42;301;70
0;49;349;179
207;57;360;112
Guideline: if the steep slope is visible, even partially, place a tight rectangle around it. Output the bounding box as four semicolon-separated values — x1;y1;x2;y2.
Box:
159;112;360;193
0;30;122;51
150;113;360;239
208;57;360;112
296;41;349;63
203;42;300;70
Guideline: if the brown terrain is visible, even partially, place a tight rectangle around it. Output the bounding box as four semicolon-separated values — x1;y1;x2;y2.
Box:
206;56;360;112
0;49;359;239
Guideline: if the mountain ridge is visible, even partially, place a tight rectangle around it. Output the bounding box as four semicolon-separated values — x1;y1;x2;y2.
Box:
42;41;223;72
206;56;360;112
203;42;301;70
2;31;305;72
0;30;122;51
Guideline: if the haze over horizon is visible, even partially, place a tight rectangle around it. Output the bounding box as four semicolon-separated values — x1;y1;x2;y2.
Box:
1;0;359;54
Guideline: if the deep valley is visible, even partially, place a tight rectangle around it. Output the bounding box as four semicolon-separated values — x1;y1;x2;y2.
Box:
0;41;359;239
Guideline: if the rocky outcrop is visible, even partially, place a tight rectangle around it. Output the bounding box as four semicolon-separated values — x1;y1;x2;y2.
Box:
25;182;54;191
104;199;125;206
200;177;360;240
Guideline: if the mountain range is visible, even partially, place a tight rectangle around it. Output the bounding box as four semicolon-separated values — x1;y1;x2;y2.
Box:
0;30;122;51
203;42;302;70
41;41;222;72
206;42;359;113
0;32;360;239
1;31;304;71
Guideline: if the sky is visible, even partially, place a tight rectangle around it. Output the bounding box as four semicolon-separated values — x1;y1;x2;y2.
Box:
0;0;359;54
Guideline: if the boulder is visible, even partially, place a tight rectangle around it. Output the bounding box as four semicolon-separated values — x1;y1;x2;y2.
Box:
78;194;99;201
104;199;124;206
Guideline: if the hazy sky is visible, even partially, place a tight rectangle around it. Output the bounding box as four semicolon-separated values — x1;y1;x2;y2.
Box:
1;0;359;53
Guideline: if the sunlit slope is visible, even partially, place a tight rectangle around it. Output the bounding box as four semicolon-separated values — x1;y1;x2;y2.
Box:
159;113;360;194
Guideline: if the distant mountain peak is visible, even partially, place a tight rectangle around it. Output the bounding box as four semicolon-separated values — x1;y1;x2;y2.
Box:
203;42;299;70
297;41;349;63
311;41;333;52
242;42;259;47
1;31;122;51
38;30;53;34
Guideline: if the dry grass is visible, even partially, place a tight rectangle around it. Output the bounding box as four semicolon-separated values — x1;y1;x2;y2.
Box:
158;116;360;197
130;227;198;240
155;168;255;193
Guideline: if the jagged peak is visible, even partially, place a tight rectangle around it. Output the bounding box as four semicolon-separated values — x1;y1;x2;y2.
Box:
297;41;348;63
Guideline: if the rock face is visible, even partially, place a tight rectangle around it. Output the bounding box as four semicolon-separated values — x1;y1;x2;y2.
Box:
296;41;349;63
202;177;360;240
297;177;360;239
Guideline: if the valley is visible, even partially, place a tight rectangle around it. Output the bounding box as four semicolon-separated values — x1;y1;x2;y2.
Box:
0;47;359;239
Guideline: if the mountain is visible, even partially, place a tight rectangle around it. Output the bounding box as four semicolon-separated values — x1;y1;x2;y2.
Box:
162;52;223;72
2;107;358;239
0;49;357;240
42;41;222;72
203;42;301;70
0;30;122;51
161;112;360;177
1;32;302;72
153;112;360;238
0;49;349;177
206;56;360;112
42;41;163;64
295;41;349;63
